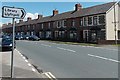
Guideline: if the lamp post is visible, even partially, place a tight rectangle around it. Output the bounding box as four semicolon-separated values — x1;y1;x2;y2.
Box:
113;0;117;45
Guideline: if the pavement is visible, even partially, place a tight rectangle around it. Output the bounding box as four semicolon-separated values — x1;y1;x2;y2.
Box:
16;40;119;78
0;49;47;79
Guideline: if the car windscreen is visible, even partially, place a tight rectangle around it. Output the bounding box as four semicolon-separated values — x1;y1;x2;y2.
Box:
2;38;12;43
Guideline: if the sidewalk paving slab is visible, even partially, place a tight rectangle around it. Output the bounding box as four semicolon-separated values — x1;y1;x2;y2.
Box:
0;49;47;79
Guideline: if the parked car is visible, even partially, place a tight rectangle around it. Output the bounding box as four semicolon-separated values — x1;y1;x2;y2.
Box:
1;36;16;51
29;35;40;41
23;35;31;40
15;35;24;40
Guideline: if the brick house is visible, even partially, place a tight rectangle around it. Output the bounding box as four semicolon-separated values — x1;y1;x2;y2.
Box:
2;2;120;44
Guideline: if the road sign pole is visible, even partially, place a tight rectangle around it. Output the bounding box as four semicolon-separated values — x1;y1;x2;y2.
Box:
11;18;15;78
2;6;26;78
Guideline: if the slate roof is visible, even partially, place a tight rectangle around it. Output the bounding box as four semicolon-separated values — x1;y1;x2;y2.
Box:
3;2;116;28
35;2;115;23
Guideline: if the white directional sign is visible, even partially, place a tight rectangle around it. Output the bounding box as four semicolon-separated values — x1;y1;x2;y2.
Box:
2;6;26;19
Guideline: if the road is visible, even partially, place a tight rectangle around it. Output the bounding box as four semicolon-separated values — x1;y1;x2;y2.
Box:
16;40;119;78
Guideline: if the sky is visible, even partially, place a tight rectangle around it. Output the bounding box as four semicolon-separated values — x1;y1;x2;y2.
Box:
1;2;108;26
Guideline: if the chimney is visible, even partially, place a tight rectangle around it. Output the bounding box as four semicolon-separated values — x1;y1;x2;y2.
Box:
27;17;32;21
8;23;11;25
53;9;59;16
15;21;17;24
37;15;43;19
75;3;82;11
19;19;23;23
3;24;7;26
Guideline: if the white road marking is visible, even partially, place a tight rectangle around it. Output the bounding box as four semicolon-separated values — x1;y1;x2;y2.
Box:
47;72;56;78
88;54;120;63
22;56;26;59
25;59;29;62
79;45;118;51
57;47;76;53
15;49;38;73
20;54;23;57
28;63;32;66
43;72;57;79
41;44;51;47
43;73;51;78
32;68;36;72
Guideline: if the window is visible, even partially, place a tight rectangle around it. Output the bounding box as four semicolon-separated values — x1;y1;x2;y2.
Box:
28;25;30;30
55;31;59;38
80;18;83;26
118;31;120;39
88;16;93;25
48;23;50;28
70;31;77;39
57;21;60;28
32;25;35;30
46;31;51;38
83;17;88;26
93;16;98;25
98;15;105;24
59;31;65;38
41;23;43;29
71;19;75;27
63;20;67;28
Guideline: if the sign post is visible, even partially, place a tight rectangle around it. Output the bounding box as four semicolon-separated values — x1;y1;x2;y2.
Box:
11;18;15;78
2;6;26;78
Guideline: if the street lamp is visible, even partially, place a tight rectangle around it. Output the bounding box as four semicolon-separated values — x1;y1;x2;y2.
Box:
113;0;117;45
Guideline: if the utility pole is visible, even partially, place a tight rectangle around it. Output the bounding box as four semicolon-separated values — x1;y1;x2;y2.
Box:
113;0;117;45
11;18;15;78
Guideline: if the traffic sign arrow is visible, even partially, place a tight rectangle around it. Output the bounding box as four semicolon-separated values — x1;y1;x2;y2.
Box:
2;6;26;19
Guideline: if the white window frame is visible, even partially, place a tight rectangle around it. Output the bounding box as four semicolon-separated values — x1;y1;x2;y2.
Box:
98;14;105;25
80;17;84;27
72;19;75;27
88;16;93;26
93;16;98;25
41;23;43;29
48;22;50;28
63;20;67;28
56;21;60;28
83;17;88;26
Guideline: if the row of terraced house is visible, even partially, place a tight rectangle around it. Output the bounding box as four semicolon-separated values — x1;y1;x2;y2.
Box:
2;2;120;44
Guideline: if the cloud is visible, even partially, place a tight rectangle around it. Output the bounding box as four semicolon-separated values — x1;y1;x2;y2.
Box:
0;22;3;27
15;12;39;23
24;13;39;21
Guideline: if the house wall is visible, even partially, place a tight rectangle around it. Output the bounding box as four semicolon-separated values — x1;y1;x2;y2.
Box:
106;3;120;40
118;3;120;30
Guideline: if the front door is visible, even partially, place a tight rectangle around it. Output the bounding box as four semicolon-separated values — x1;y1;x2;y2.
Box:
83;30;89;42
80;31;83;42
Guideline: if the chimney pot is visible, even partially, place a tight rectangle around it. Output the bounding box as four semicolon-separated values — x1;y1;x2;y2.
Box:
75;3;82;11
53;9;59;16
27;17;32;21
19;19;23;23
8;23;11;25
38;15;43;19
